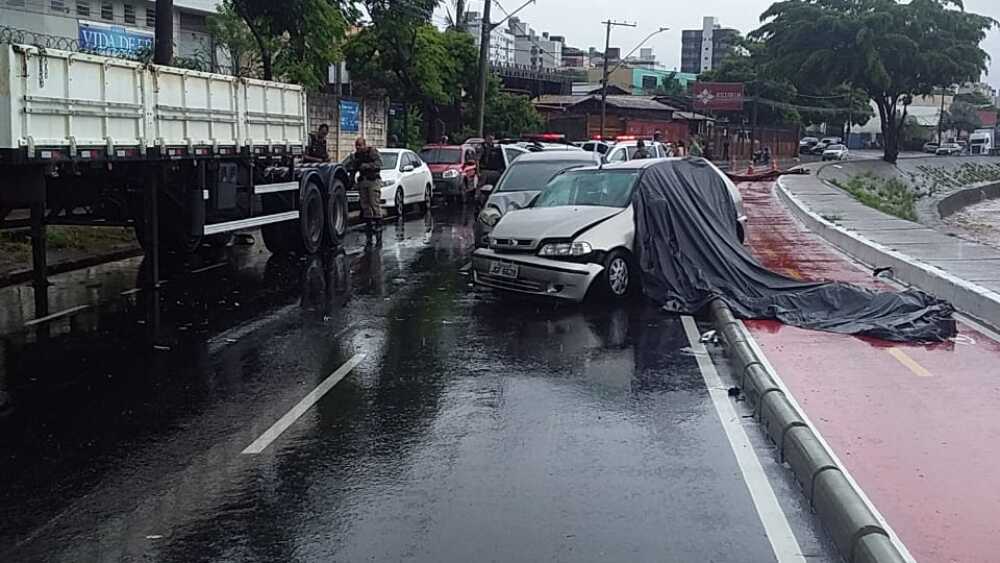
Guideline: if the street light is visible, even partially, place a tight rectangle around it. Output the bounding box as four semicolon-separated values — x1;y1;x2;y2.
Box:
600;26;670;139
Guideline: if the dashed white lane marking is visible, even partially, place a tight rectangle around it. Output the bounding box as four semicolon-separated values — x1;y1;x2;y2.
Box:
681;316;806;563
24;304;91;327
242;352;366;455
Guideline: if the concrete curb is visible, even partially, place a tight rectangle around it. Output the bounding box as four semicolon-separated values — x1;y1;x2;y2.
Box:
936;181;1000;219
707;299;911;563
776;176;1000;332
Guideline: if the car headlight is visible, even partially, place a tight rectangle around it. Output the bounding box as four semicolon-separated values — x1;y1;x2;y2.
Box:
479;206;502;227
538;242;593;257
381;179;395;187
442;169;460;179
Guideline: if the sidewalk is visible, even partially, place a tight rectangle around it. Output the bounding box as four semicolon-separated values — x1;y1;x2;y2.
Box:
776;171;1000;330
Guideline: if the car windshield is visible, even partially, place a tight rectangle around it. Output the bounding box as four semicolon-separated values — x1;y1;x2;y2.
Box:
419;148;462;164
495;160;589;192
533;170;639;208
381;153;399;170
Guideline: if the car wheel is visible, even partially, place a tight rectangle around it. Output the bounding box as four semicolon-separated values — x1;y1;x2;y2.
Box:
395;188;405;217
600;250;634;300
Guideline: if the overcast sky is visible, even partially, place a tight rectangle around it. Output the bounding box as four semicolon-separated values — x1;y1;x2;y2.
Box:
449;0;1000;90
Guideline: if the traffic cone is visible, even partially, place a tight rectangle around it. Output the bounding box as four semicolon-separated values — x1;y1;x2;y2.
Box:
772;159;779;172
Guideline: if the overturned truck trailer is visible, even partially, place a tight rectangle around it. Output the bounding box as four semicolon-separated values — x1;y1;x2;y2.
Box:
0;44;350;284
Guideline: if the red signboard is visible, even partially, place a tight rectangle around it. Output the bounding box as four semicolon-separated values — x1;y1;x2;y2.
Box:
692;82;745;111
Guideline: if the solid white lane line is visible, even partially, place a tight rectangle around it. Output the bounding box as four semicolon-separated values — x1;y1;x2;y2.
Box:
242;353;366;455
681;316;806;563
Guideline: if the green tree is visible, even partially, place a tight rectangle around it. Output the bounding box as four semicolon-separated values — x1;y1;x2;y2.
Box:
752;0;994;163
225;0;348;87
482;79;543;138
649;73;686;98
942;100;983;137
346;2;479;140
207;1;261;76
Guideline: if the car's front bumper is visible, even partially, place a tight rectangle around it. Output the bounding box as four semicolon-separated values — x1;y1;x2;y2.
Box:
433;177;464;196
472;248;603;302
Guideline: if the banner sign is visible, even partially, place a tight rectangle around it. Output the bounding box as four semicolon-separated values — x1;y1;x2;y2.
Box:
692;82;745;111
78;20;153;56
339;100;360;133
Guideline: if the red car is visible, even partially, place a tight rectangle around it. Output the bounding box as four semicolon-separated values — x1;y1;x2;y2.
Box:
419;144;480;202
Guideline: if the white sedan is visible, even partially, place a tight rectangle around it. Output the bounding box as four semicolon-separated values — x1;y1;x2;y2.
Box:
348;148;434;213
822;144;849;161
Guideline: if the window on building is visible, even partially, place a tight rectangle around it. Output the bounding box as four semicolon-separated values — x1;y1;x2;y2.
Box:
100;0;112;20
51;0;66;12
7;0;26;8
642;76;658;91
124;4;135;24
76;0;89;16
145;6;155;27
179;12;207;32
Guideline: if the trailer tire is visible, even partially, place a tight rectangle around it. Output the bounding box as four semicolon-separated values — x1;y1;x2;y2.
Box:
324;178;348;246
296;181;325;254
261;222;291;254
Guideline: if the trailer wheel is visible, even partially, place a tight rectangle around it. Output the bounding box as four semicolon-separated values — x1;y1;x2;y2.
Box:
324;178;348;246
132;195;202;254
296;181;325;254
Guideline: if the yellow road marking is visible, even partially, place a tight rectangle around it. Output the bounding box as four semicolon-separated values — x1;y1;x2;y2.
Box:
886;348;934;378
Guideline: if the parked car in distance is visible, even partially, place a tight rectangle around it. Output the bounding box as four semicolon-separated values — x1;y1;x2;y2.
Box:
603;140;672;163
936;143;963;156
799;137;819;153
419;144;480;202
810;137;843;155
822;144;849;161
353;148;433;214
923;142;940;154
472;158;746;302
474;151;601;248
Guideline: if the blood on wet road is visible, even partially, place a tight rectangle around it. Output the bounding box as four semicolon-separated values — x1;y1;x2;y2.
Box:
741;180;1000;563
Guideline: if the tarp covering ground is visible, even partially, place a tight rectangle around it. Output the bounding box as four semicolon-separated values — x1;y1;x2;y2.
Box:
632;158;956;342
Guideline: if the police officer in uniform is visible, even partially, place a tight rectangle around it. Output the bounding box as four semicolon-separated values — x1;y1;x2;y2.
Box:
304;124;330;163
343;137;384;243
633;139;653;160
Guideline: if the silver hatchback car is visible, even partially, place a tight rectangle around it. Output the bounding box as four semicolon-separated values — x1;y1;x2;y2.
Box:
472;158;745;302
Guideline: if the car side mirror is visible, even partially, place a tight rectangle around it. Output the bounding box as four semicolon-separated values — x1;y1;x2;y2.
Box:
402;164;415;172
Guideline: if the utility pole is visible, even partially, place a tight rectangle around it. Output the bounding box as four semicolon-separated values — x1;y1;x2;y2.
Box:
938;88;946;145
475;0;493;137
476;0;536;137
599;20;635;139
154;0;173;65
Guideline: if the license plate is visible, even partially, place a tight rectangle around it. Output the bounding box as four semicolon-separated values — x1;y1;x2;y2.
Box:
489;261;519;279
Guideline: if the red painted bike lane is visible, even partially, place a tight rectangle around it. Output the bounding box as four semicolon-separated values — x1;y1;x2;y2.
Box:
741;181;1000;563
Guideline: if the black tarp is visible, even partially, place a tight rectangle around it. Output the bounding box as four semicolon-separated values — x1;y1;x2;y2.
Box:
632;158;957;342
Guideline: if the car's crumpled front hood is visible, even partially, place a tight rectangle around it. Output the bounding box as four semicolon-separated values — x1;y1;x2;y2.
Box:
490;206;625;241
483;191;540;215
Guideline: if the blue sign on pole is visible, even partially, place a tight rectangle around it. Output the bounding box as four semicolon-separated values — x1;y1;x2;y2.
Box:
78;20;154;56
340;100;361;134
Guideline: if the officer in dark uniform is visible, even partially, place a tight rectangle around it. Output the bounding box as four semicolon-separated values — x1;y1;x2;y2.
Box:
305;124;330;163
343;137;384;243
633;139;653;159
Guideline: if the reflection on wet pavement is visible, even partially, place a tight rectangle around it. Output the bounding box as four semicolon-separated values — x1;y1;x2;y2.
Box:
0;205;834;563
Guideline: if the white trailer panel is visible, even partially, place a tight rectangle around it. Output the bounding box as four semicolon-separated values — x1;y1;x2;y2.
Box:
151;65;241;149
0;44;307;154
0;44;146;151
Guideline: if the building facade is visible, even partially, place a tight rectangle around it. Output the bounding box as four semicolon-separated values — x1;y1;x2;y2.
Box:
680;17;739;74
0;1;218;63
463;11;515;66
508;18;562;70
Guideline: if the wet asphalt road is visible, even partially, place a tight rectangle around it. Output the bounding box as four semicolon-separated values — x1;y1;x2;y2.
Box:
0;205;837;562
